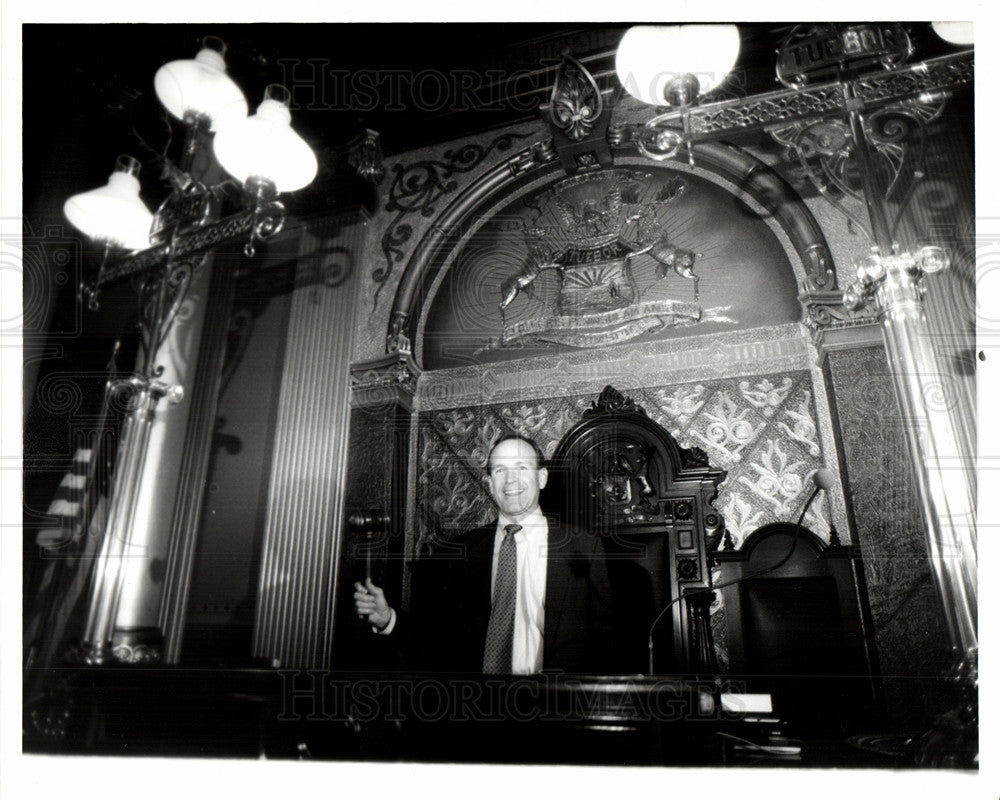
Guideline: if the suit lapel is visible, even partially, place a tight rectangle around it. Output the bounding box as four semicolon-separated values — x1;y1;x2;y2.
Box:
544;520;573;651
462;524;496;642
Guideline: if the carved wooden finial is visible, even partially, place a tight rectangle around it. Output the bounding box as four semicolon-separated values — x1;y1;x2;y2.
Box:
588;385;645;417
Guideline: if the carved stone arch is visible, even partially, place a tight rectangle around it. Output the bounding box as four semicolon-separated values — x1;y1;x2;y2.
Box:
386;140;836;365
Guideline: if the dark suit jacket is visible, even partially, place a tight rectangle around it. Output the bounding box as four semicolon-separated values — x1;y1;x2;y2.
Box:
398;518;624;674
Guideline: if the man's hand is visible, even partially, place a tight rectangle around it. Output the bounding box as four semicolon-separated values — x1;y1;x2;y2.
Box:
354;578;393;631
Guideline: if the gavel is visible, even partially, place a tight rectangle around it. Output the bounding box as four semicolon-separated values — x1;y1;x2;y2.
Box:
346;509;391;582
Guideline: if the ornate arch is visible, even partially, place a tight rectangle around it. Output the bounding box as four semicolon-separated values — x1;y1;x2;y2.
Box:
386;140;836;365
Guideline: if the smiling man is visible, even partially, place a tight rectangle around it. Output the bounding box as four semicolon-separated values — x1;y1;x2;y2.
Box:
354;434;621;674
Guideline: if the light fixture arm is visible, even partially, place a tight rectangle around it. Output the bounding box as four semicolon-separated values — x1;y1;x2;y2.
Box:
620;49;972;162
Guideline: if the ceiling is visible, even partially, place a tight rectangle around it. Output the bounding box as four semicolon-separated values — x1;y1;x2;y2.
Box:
23;22;964;218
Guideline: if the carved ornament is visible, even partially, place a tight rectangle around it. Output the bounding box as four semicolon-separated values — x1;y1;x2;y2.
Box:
374;131;536;313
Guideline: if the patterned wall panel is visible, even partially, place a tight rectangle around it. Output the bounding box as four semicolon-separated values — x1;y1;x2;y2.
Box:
824;346;954;724
415;370;831;553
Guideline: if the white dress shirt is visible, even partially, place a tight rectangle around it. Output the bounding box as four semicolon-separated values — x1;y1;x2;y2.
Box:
493;508;548;674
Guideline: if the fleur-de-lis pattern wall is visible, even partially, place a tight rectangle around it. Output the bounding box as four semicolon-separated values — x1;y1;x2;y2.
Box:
416;370;831;553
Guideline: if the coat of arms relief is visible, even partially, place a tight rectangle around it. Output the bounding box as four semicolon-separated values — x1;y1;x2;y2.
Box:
493;168;734;349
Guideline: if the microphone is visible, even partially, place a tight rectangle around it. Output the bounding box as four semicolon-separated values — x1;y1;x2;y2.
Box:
646;467;837;674
812;467;836;491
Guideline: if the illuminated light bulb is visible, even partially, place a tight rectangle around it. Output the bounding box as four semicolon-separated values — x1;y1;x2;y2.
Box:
615;24;741;106
931;22;974;46
212;84;318;194
154;36;248;131
63;155;154;250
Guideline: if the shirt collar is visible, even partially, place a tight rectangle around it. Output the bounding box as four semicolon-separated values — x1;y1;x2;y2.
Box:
496;507;547;541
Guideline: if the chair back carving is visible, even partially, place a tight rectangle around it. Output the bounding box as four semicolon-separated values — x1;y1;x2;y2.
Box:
547;386;726;673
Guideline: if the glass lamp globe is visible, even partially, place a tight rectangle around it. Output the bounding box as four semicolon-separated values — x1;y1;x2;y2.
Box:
154;36;248;131
212;85;318;194
931;22;974;46
616;24;741;106
63;156;154;251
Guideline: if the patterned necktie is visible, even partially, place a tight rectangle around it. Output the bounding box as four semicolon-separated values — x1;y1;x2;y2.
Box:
482;523;521;673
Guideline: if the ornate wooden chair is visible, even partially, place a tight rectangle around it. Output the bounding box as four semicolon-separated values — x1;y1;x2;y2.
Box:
547;386;726;674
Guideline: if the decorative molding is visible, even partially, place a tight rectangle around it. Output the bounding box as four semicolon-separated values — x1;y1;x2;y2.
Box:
418;324;812;411
110;627;164;664
350;349;422;410
585;385;646;418
799;287;882;348
96;211;258;288
615;51;972;145
506;139;559;178
770;99;946;246
546;55;604;142
852;52;973;105
347;128;386;186
373;130;538;313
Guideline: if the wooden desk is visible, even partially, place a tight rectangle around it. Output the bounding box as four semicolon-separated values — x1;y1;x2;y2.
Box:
23;666;913;767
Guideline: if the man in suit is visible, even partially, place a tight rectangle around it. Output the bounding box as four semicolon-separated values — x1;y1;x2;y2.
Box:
354;434;621;674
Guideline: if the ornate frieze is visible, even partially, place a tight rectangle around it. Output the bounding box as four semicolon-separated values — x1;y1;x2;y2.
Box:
419;325;812;411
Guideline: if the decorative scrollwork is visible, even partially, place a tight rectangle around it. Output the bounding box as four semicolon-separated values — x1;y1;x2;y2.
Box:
507;139;558;178
853;52;973;106
585;385;647;418
548;55;604;142
98;212;256;288
374;131;536;312
245;198;287;258
800;289;880;333
801;243;836;292
769;119;875;241
135;257;198;365
687;85;847;138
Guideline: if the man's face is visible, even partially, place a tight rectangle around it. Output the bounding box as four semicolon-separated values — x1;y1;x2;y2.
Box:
486;438;548;522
